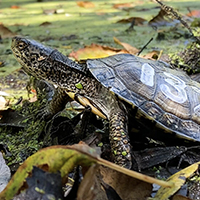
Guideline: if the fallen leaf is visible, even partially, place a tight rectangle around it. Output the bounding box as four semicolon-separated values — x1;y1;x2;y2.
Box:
154;161;200;200
77;164;108;200
172;194;192;200
13;167;63;200
154;0;199;42
100;166;152;200
113;3;134;10
116;17;147;25
113;37;139;55
0;23;15;38
148;9;179;27
69;43;128;61
0;61;5;67
77;1;95;8
0;144;96;200
10;5;20;9
140;50;160;60
0;143;171;200
39;21;52;26
0;96;7;110
0;92;10;97
186;10;200;18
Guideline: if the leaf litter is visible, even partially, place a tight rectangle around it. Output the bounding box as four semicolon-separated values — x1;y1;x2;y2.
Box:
1;0;200;199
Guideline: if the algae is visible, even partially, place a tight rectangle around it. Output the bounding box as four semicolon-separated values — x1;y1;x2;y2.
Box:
0;0;200;166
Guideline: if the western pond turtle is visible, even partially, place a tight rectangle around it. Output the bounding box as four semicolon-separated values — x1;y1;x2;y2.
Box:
11;36;200;169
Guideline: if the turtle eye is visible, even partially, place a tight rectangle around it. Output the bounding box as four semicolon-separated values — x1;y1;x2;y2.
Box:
17;41;27;50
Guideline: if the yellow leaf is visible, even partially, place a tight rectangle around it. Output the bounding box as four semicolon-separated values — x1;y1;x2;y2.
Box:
113;37;139;55
0;143;173;200
154;161;200;200
76;1;95;8
0;144;96;200
69;43;128;61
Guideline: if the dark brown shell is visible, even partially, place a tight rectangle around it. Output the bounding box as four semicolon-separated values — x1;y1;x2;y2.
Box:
87;54;200;141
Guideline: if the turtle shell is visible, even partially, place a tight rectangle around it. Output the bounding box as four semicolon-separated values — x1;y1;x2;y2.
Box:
87;54;200;142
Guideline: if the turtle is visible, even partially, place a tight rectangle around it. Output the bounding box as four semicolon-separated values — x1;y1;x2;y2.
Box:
11;36;200;169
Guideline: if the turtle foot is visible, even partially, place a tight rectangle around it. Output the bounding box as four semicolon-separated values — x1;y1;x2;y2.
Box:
109;111;132;169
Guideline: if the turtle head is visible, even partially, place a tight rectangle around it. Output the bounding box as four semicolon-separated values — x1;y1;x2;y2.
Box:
11;36;86;84
11;36;56;78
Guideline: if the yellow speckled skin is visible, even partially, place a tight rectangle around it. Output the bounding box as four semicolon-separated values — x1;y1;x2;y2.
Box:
11;36;132;168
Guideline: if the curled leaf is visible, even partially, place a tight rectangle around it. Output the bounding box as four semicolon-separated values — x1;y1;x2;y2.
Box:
69;44;128;61
77;1;95;8
113;37;139;55
116;17;147;25
0;23;15;38
154;161;200;200
0;144;96;200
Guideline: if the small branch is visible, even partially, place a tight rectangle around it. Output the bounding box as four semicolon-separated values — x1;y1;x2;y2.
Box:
155;0;200;43
137;38;153;56
97;157;173;188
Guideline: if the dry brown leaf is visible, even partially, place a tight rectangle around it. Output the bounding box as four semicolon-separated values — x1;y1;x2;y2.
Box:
0;61;5;67
10;5;20;9
77;165;108;200
116;17;147;25
0;144;97;200
148;9;179;27
114;37;139;55
77;1;95;8
172;194;192;200
69;43;128;61
1;142;172;200
100;166;152;200
39;21;52;27
0;23;15;38
186;10;200;18
139;50;160;60
0;96;7;110
113;3;134;10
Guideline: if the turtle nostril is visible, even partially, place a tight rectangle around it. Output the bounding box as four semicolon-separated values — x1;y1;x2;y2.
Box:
11;37;17;45
12;36;17;41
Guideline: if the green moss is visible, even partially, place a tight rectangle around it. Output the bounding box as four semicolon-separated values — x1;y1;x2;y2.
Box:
170;42;200;74
0;119;46;165
0;0;200;167
0;80;52;165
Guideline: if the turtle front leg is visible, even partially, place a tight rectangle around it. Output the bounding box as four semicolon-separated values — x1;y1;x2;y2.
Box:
39;88;72;120
109;111;132;169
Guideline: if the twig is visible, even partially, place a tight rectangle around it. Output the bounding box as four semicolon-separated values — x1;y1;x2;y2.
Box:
155;0;200;43
97;157;173;188
126;19;135;32
137;37;153;56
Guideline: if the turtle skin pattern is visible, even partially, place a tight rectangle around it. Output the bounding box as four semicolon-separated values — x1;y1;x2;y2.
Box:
11;36;132;168
11;36;200;168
